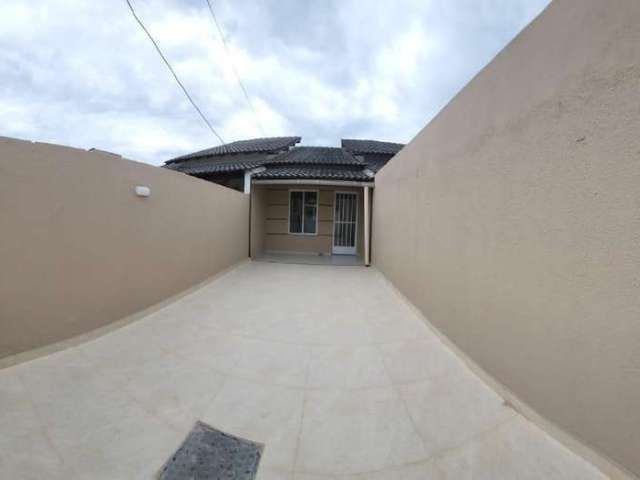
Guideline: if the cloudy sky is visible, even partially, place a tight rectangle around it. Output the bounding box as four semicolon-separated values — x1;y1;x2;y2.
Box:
0;0;550;165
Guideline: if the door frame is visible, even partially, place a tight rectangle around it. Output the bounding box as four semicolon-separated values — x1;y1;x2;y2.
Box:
332;190;358;255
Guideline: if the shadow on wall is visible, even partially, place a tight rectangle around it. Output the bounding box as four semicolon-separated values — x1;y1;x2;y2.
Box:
0;137;249;360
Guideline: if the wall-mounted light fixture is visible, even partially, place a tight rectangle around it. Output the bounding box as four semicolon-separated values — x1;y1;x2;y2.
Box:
135;185;151;197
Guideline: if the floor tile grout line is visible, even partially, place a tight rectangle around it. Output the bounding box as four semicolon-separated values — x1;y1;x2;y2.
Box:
7;307;431;366
384;345;522;472
30;351;181;473
372;340;431;470
27;343;231;463
373;336;521;474
1;263;608;479
292;415;520;478
291;344;313;474
14;348;96;477
422;414;521;468
167;338;456;393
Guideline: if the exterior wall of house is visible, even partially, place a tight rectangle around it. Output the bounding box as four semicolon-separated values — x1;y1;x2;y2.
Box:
250;186;267;257
372;1;640;477
0;136;249;361
256;184;364;257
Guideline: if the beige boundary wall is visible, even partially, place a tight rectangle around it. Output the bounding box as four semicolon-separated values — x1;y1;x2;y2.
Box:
0;137;249;360
373;0;640;477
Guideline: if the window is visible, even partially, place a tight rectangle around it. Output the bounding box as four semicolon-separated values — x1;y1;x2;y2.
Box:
289;190;318;234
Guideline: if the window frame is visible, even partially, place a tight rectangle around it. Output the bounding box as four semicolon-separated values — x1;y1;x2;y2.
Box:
288;189;319;236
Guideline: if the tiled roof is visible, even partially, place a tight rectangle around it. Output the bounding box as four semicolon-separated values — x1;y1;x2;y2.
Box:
341;139;404;155
164;137;400;182
253;165;373;181
269;146;362;165
250;147;371;182
166;136;301;164
361;156;390;173
165;156;265;175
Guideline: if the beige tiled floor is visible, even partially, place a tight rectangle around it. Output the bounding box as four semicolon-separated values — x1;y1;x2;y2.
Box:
256;253;365;267
0;261;607;479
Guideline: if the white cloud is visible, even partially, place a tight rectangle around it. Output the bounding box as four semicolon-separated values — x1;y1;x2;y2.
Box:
0;0;551;164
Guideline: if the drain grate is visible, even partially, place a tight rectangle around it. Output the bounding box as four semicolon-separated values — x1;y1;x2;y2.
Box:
158;421;263;480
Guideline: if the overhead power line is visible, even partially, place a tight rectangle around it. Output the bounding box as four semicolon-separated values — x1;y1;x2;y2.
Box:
205;0;265;136
124;0;226;147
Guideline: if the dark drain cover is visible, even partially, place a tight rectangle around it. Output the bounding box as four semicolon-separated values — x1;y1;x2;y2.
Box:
158;421;263;480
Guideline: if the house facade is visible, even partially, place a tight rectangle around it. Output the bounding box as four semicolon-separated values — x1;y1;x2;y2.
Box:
164;137;404;264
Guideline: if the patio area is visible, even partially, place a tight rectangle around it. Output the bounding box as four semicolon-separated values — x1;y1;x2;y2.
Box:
0;261;605;479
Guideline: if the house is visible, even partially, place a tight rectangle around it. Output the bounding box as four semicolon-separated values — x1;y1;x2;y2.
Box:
164;137;404;263
2;2;639;477
164;136;302;191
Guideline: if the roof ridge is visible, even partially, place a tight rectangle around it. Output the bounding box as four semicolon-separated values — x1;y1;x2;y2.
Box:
165;136;301;164
291;145;343;149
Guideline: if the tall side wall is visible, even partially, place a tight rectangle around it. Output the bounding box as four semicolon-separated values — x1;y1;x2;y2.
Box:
0;137;249;359
373;0;640;476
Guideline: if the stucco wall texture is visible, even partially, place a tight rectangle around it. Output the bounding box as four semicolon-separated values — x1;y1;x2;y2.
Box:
0;137;249;359
373;0;640;476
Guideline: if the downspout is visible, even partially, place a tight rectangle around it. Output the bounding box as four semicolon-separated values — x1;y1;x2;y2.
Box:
364;185;371;266
243;170;252;194
244;167;266;259
248;186;252;258
362;167;375;267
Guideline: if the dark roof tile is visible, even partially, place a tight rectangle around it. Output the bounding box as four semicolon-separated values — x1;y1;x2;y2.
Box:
341;139;404;155
269;146;362;165
253;165;372;181
166;136;300;164
164;138;402;181
166;158;265;175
